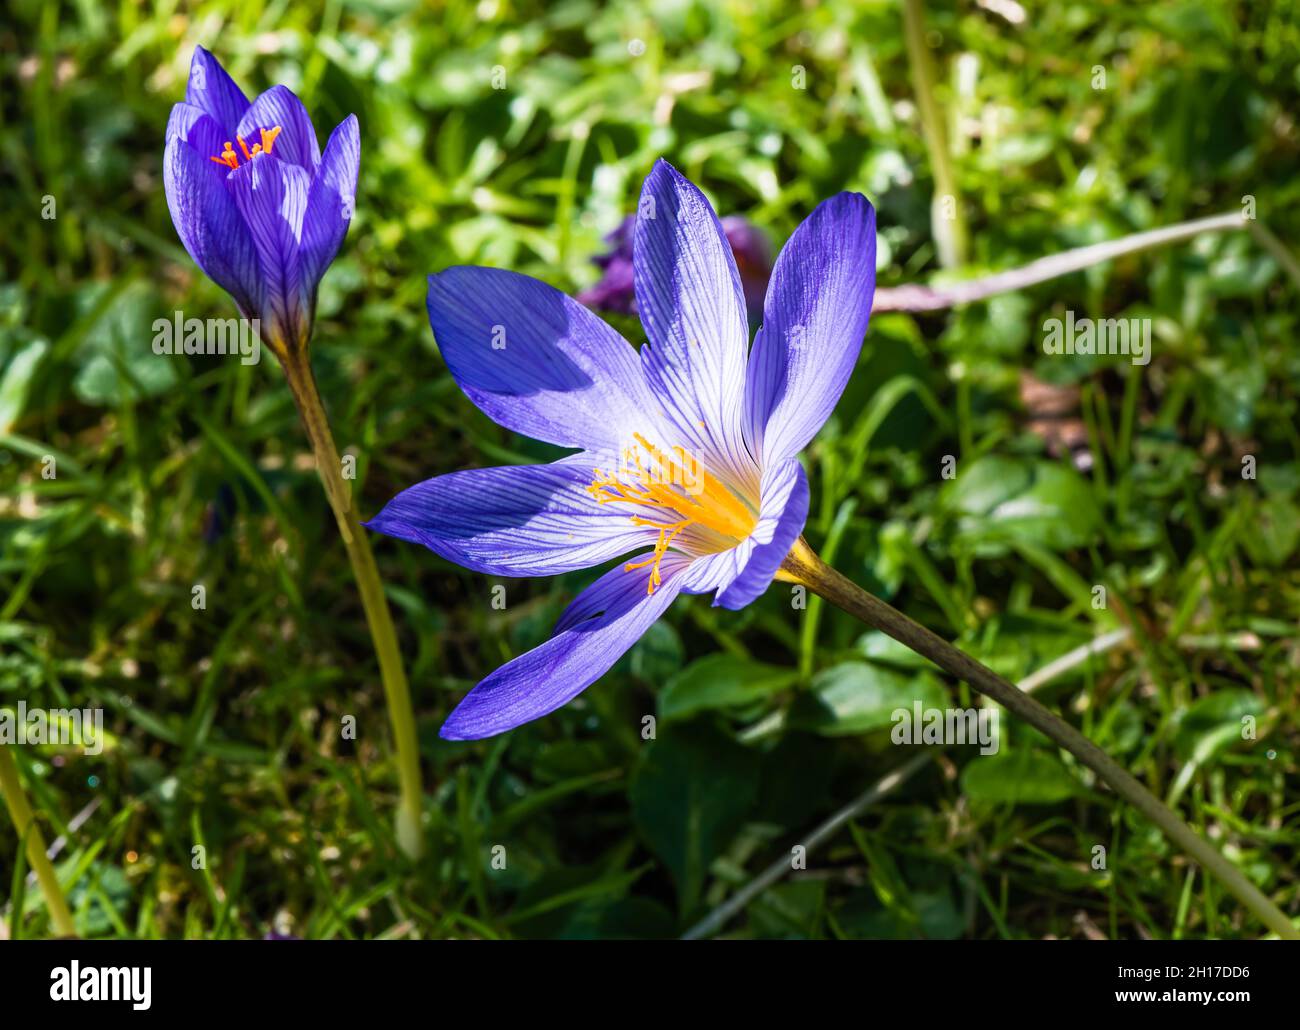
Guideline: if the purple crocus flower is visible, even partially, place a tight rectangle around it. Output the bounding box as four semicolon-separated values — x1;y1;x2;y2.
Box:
163;46;360;355
370;160;876;740
579;213;773;323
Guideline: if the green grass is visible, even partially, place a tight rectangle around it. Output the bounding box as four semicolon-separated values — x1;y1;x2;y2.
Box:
1;0;1297;939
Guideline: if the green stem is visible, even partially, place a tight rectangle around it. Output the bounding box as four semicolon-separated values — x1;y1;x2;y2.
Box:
0;746;76;937
902;0;967;268
281;348;424;859
1247;220;1300;293
779;538;1299;940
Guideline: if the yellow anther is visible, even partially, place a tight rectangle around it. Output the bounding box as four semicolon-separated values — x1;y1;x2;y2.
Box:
590;434;758;594
625;518;690;593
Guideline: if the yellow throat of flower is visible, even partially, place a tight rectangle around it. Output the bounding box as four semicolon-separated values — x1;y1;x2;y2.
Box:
588;433;758;594
209;125;283;170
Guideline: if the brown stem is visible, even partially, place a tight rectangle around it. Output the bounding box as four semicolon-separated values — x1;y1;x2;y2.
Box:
779;538;1298;940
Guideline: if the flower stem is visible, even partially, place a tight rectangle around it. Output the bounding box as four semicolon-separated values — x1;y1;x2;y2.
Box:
902;0;967;268
0;746;76;937
280;349;424;859
778;538;1299;940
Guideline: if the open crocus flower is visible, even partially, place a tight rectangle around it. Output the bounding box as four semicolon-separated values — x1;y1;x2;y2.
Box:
163;46;360;356
369;160;876;739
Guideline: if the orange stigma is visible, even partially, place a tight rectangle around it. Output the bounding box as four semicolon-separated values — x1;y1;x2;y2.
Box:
588;434;757;594
209;125;283;170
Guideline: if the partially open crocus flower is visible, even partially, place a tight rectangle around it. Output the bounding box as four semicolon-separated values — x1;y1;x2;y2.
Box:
579;212;773;323
163;46;359;356
369;160;875;739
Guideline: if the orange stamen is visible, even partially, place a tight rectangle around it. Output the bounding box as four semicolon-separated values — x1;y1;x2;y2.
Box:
588;435;757;594
209;141;239;170
210;127;282;171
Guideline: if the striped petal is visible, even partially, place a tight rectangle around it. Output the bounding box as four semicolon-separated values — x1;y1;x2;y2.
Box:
634;159;754;490
164;103;233;191
682;457;809;609
427;266;659;453
440;555;689;739
299;115;360;295
744;192;876;466
365;457;654;577
227;155;311;346
163;136;260;315
236;85;320;171
183;46;249;136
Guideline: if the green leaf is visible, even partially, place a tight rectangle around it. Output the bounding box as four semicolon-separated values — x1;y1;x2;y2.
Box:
945;456;1101;551
1174;689;1264;764
0;334;47;433
945;454;1032;514
961;748;1084;805
62;863;131;936
659;654;798;721
72;281;176;406
750;880;826;939
1240;497;1300;567
790;661;947;736
630;723;758;911
1200;359;1265;433
755;733;838;827
626;618;684;685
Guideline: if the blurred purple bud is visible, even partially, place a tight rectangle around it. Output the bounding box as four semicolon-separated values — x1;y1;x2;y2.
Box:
720;215;773;323
579;213;772;325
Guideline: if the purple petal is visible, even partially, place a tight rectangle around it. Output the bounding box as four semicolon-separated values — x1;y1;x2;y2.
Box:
228;156;311;344
237;85;320;171
633;160;753;487
365;457;653;576
744;193;876;467
427;267;658;452
166;102;222;148
299;115;360;293
164;103;233;190
440;555;689;739
163;136;261;315
681;457;809;610
184;47;250;135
